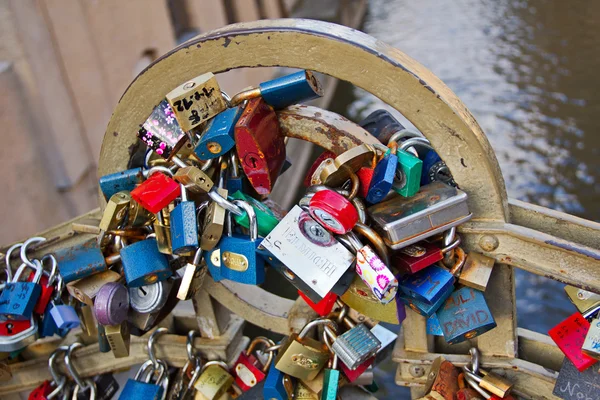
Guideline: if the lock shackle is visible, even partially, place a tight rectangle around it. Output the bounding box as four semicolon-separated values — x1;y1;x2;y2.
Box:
192;247;204;267
469;347;481;375
186;330;202;365
48;346;69;393
245;336;276;373
398;137;432;152
217;156;228;188
352;197;367;224
144;166;174;178
53;275;65;302
4;243;24;282
322;326;339;370
232;200;258;241
196;200;210;232
229;87;262;107
179;183;188;202
20;236;46;269
201;157;213;172
65;342;92;391
200;360;229;374
72;380;97;400
41;254;58;287
171;155;188;169
207;187;244;216
387;128;424;146
148;327;169;370
136;358;168;384
298;318;339;340
353;222;391;267
463;370;492;400
230;152;240;179
583;302;600;319
443;247;466;276
12;259;42;283
339;166;359;202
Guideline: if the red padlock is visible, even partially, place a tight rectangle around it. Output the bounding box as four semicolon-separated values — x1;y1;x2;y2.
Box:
303;150;336;187
131;172;181;213
28;380;54;400
232;337;273;391
393;241;444;275
28;271;54;315
0;319;32;336
356;166;375;199
298;290;337;317
235;97;286;195
308;189;358;234
549;312;598;371
341;356;375;383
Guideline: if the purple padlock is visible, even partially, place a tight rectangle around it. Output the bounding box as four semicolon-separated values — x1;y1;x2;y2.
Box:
94;282;130;326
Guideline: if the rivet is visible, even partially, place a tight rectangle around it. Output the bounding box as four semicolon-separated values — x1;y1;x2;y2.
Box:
409;365;426;377
479;235;499;252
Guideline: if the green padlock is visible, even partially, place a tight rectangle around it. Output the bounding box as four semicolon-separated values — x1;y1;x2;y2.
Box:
230;191;280;236
391;144;423;198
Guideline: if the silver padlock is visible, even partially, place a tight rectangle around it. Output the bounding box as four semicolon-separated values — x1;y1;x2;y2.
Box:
325;324;381;370
260;205;355;298
129;280;170;314
367;181;472;250
0;316;38;352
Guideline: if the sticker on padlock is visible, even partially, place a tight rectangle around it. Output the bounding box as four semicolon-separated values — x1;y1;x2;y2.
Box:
260;206;355;298
235;97;286;195
166;72;227;132
341;275;400;325
136;100;187;159
436;287;496;344
368;181;472;250
94;282;129;326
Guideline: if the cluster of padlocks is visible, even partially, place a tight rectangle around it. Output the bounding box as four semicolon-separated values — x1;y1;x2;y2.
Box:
0;69;517;399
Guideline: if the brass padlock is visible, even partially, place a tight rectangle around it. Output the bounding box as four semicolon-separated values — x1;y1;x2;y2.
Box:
564;285;600;315
312;144;376;187
458;251;495;291
66;270;122;306
174;166;214;194
194;360;234;400
99;191;132;231
153;209;172;254
105;321;130;358
201;188;227;250
340;275;399;324
77;304;98;338
274;319;337;381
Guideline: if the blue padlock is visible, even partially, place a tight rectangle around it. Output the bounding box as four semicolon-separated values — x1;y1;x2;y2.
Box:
40;303;72;338
49;301;80;330
426;313;444;336
398;265;455;305
366;151;398;204
218;200;265;285
119;359;166;400
230;70;323;109
55;238;107;283
120;237;171;287
359;109;406;144
264;360;295;399
170;184;199;255
398;283;454;317
421;149;456;187
195;106;244;160
0;262;43;321
435;287;496;344
99;167;144;200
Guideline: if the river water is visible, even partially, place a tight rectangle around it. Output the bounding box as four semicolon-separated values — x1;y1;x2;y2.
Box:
338;0;600;397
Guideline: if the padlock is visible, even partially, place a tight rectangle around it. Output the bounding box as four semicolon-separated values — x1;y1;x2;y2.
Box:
48;301;80;330
321;350;340;400
341;275;400;324
262;360;295;400
129;280;170;315
421;146;456;187
462;367;513;399
99;192;132;232
201;188;227;250
325;324;381;370
97;324;111;353
351;229;398;304
260;206;355;298
209;201;265;285
0;319;32;337
358;109;407;145
131;171;181;214
136;99;187;159
422;357;459;400
368;181;472;249
553;357;600;400
195;105;244;159
274;319;337;381
235;97;286;195
294;382;318;400
298;291;338;317
549;312;598;371
313;144;375;187
308;189;358;234
458;252;495;291
392;146;423;198
427;314;444;336
0;261;43;320
66;270;122;306
456;371;484;400
582;318;600;359
0;316;38;352
398;281;454;317
399;265;455;305
120;237;172;287
174;166;214;194
193;360;235;399
153;210;172;254
170;184;199;254
304;150;336;188
55;238;107;283
233;337;274;391
177;247;205;301
78;304;98;338
436;287;496;344
78;373;120;400
166;72;227;132
230;70;323;109
105;321;130;358
30;256;58;315
99;167;145;201
564;286;600;315
230;191;280;237
29;380;54;400
365;147;397;204
119;359;168;400
357;166;375;199
393;241;444;275
94;282;129;326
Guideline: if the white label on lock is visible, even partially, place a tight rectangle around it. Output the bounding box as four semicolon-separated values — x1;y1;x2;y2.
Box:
261;206;355;298
235;363;257;387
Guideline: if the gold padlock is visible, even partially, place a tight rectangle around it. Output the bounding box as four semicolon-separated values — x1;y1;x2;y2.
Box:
105;321;130;358
153;209;172;254
194;360;234;400
67;270;122;305
341;275;399;324
313;144;376;187
294;381;318;400
174;166;215;194
99;191;131;231
564;285;600;315
201;188;227;250
458;251;495;291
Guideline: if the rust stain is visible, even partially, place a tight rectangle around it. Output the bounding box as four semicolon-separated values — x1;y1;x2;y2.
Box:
113;131;119;137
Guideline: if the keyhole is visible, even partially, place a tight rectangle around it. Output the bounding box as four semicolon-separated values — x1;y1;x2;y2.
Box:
249;157;258;168
139;287;147;296
6;323;13;334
